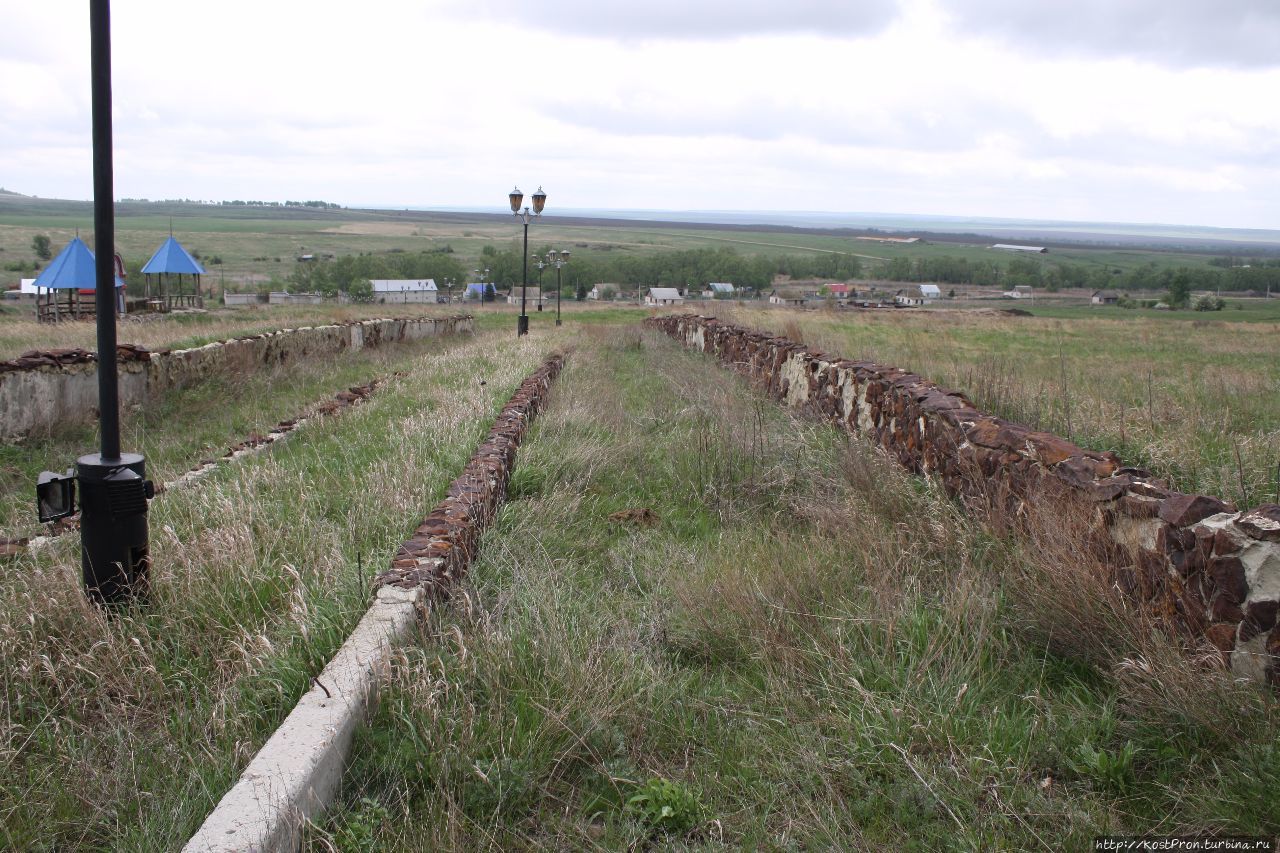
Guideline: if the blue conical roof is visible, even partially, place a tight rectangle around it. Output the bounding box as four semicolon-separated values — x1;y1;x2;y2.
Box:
32;236;125;290
141;236;206;275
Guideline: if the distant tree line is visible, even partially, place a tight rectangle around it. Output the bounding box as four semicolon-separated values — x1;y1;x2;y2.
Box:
284;244;1280;304
876;254;1280;295
218;199;343;209
288;250;468;300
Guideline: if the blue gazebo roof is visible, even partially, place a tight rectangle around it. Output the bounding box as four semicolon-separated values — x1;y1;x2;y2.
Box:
32;236;124;290
141;236;206;275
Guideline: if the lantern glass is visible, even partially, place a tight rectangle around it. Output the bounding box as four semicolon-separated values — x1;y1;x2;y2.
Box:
509;187;523;213
531;186;547;214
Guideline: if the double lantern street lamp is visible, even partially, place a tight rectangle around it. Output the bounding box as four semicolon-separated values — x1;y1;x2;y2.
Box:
532;250;571;324
509;185;546;337
546;249;570;326
472;268;491;304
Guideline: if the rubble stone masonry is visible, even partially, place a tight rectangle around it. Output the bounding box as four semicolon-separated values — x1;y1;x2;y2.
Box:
0;316;473;441
374;352;565;597
650;314;1280;685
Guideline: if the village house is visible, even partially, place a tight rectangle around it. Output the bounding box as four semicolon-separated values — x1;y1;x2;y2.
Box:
645;287;685;306
507;286;547;307
702;282;735;299
894;284;938;307
768;291;806;307
1091;290;1120;305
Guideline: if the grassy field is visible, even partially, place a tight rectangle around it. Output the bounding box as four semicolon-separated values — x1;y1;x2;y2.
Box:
0;196;1246;295
710;304;1280;509
0;327;569;850
311;326;1279;850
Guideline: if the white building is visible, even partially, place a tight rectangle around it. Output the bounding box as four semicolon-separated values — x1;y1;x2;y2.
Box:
894;285;937;306
646;287;685;306
702;282;735;299
369;279;438;303
991;244;1048;253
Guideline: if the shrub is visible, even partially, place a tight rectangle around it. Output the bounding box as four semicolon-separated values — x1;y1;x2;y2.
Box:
625;777;705;834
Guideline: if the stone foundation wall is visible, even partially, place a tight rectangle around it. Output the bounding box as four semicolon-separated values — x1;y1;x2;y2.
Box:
0;316;473;441
650;314;1280;684
375;352;565;596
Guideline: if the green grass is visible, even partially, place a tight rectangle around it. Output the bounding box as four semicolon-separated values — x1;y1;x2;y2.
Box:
1;195;1255;296
0;329;568;850
0;326;470;533
313;327;1280;850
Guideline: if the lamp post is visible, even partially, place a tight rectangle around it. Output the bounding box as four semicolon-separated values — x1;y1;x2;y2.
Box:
36;0;154;606
472;268;491;305
546;249;570;326
509;185;546;336
532;254;547;312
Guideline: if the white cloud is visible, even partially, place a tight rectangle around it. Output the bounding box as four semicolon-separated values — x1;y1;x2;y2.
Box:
1;0;1278;228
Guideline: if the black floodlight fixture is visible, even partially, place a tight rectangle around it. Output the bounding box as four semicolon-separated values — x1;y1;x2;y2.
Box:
37;470;77;523
531;186;547;215
509;186;524;213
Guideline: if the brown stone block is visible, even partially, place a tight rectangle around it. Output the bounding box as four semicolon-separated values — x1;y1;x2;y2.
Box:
1237;505;1280;542
1158;494;1231;527
1210;595;1244;623
1207;555;1247;603
1240;600;1279;643
1204;622;1238;652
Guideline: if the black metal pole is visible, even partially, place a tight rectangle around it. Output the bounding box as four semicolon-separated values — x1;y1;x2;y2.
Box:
536;264;544;311
518;218;529;336
78;0;151;604
91;0;119;462
556;264;562;326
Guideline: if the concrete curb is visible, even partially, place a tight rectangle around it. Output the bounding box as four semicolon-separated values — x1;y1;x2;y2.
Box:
182;587;423;852
183;351;567;853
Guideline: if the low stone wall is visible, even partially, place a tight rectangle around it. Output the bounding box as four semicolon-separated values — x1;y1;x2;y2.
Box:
649;314;1280;684
376;352;566;595
0;316;473;441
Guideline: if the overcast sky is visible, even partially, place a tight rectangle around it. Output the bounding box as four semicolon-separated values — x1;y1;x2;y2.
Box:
3;0;1279;229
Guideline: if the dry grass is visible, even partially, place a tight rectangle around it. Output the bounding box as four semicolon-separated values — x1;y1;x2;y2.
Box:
708;304;1280;509
317;326;1280;850
0;328;572;849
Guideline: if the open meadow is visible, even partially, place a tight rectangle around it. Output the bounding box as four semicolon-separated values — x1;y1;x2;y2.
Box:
1;203;1278;849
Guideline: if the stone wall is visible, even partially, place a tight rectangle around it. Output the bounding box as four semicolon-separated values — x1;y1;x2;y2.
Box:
0;316;473;441
649;314;1280;684
375;352;565;596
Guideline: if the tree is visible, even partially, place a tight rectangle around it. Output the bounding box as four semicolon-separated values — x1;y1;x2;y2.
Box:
32;234;51;260
1166;269;1192;309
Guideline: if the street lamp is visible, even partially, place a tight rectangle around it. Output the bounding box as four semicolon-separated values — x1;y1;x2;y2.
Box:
472;268;491;304
546;249;570;326
532;254;547;312
509;185;546;336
